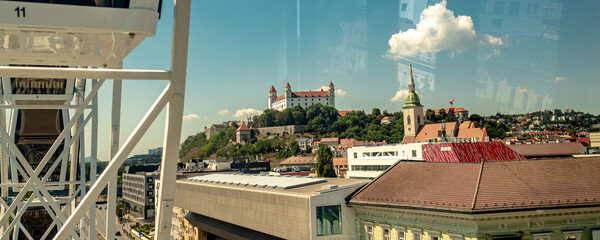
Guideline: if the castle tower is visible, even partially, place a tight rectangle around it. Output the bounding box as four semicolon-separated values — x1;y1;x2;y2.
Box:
402;63;424;138
284;82;292;99
328;81;335;107
268;85;277;109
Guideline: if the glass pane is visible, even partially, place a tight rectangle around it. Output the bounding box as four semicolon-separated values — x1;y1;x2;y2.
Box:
317;205;342;235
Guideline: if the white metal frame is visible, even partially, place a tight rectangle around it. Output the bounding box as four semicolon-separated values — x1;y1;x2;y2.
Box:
0;0;191;239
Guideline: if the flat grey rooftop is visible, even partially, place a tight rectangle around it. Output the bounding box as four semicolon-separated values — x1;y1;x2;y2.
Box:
188;173;327;189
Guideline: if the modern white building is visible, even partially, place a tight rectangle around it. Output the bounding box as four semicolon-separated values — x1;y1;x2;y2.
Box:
346;143;426;179
174;174;368;240
268;82;335;111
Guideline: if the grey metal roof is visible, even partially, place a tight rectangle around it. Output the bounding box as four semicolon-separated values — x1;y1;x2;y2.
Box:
188;173;326;189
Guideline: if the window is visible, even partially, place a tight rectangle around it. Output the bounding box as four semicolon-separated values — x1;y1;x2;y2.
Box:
396;230;405;240
563;231;581;240
509;2;520;16
407;115;411;125
417;116;421;124
147;178;153;183
413;232;421;240
148;198;154;203
492;18;503;29
494;1;505;15
148;191;153;196
383;228;390;240
316;205;341;235
354;152;358;158
401;3;407;11
148;184;153;189
412;150;417;157
366;226;374;240
532;233;551;240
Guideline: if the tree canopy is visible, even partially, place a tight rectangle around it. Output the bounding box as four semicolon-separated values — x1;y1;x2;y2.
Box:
315;144;336;177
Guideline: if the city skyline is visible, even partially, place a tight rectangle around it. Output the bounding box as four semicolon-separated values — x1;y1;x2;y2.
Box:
92;0;600;161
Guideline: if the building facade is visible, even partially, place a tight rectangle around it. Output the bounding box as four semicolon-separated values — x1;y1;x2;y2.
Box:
175;174;368;240
268;82;335;111
346;143;425;179
122;172;159;220
349;157;600;240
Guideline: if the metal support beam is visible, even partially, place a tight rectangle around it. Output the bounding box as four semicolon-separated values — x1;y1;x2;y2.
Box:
105;77;122;240
155;0;191;239
54;84;172;239
0;67;170;80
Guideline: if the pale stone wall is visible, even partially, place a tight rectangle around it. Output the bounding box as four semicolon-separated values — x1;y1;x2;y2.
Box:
175;181;311;240
255;125;306;135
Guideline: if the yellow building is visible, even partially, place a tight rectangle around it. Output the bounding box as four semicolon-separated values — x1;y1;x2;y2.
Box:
590;131;600;148
172;206;204;240
349;157;600;240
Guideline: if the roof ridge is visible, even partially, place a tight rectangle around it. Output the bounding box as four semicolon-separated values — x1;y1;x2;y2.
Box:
471;162;485;209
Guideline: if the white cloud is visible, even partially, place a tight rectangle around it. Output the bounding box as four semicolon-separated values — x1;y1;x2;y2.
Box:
485;49;502;61
387;0;503;59
390;89;409;102
517;88;530;93
336;89;347;96
233;108;263;118
554;76;567;82
217;109;230;116
183;113;199;121
314;86;348;97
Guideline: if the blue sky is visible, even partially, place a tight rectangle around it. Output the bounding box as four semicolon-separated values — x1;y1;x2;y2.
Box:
91;0;600;161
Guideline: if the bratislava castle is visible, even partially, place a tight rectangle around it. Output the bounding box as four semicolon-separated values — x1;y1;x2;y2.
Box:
268;82;335;111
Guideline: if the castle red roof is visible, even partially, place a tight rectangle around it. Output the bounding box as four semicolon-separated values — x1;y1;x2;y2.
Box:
269;85;276;92
329;81;334;87
274;91;330;102
285;82;291;88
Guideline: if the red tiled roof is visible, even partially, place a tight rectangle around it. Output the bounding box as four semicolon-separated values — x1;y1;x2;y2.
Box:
285;82;290;88
273;91;331;102
269;85;276;92
382;116;397;120
457;127;488;140
320;138;339;143
333;157;347;166
507;142;584;158
292;91;330;98
279;156;316;165
349;157;600;212
404;122;458;143
338;110;359;117
329;81;334;87
426;107;468;115
422;142;525;163
236;123;251;131
403;121;487;143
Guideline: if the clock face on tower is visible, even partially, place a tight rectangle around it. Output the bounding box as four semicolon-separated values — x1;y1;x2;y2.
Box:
408;127;411;131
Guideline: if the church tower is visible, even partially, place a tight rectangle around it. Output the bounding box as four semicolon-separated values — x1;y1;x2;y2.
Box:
402;63;424;138
268;85;277;109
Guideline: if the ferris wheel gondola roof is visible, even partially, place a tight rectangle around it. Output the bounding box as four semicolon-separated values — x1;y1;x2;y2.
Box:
0;0;160;67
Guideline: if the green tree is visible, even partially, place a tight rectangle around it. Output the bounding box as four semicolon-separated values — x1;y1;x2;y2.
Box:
116;203;124;218
289;139;300;155
425;109;436;122
437;109;447;121
371;108;381;116
315;144;336;177
469;114;484;127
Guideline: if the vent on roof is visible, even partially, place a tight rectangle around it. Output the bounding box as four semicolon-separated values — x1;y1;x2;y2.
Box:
321;184;338;190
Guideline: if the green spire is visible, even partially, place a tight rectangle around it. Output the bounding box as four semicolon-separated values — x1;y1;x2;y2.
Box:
403;63;422;108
